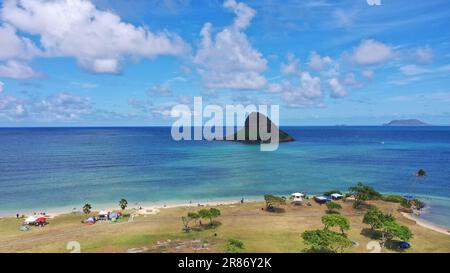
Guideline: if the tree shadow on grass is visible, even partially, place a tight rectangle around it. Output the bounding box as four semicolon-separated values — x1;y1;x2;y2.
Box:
191;221;222;231
265;207;286;214
361;228;382;240
360;229;406;252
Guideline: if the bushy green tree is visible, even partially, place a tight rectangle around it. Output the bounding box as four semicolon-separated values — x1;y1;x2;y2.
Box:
321;214;350;235
302;229;352;253
348;182;381;208
198;208;221;226
326;201;342;213
225;238;245;253
264;194;286;209
181;212;200;232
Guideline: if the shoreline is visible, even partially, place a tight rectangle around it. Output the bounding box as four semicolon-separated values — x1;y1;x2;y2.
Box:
2;196;450;237
0;196;264;219
401;212;450;236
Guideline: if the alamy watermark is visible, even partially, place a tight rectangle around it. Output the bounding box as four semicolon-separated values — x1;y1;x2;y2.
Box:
170;97;280;152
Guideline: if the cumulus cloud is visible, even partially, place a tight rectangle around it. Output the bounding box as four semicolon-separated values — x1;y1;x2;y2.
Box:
0;24;40;61
278;72;323;107
193;0;268;90
32;92;92;121
351;39;394;65
1;0;189;74
309;51;332;71
281;53;300;75
328;78;348;98
0;95;27;119
0;60;39;79
0;92;93;121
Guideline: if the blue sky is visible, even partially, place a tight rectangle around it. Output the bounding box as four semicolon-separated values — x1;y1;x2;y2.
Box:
0;0;450;126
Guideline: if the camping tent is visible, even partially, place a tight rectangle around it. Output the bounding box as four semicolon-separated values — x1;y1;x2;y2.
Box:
291;193;305;198
331;193;343;200
24;216;37;225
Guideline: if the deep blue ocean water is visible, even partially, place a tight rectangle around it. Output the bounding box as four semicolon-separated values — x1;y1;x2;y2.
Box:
0;126;449;227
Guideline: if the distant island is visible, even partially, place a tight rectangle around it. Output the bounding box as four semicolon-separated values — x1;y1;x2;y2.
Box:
383;119;430;126
226;112;294;143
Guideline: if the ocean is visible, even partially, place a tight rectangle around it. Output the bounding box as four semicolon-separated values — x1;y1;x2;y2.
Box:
0;126;449;227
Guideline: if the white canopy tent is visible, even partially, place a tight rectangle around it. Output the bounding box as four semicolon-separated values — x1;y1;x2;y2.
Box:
291;193;305;198
331;193;343;199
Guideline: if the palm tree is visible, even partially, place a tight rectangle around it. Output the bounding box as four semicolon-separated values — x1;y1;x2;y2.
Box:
119;198;128;210
83;203;92;215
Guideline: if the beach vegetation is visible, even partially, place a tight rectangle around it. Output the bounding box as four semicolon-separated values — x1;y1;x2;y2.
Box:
348;182;382;209
363;208;393;231
225;238;245;253
323;190;342;196
325;201;342;214
401;198;425;210
302;229;352;253
119;198;128;210
264;194;286;211
198;208;221;226
381;195;406;203
321;214;350;235
83;203;92;215
362;208;412;248
181;212;200;232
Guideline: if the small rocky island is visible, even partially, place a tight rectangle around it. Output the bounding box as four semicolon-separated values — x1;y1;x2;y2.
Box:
383;119;429;126
226;112;294;143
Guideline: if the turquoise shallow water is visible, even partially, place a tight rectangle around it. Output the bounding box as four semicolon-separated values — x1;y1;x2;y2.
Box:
0;126;449;227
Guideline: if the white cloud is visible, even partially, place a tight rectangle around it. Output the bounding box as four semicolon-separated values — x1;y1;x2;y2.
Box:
32;92;92;121
328;78;348;98
1;0;189;74
415;46;433;64
352;39;394;65
281;53;300;75
0;95;27;119
0;60;39;79
150;82;172;96
279;72;323;107
309;51;332;71
0;81;3;93
0;24;40;61
400;64;430;76
193;0;267;90
362;69;374;80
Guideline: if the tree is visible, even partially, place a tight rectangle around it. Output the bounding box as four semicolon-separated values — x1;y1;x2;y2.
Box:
119;198;128;210
181;212;199;232
326;201;342;213
264;194;286;210
198;208;221;226
83;203;92;215
348;182;381;208
225;238;245;253
301;229;352;253
380;220;412;248
321;214;350;235
363;209;385;231
362;209;412;248
416;169;427;177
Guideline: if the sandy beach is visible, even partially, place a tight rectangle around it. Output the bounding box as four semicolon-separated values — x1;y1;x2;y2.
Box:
401;212;450;236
